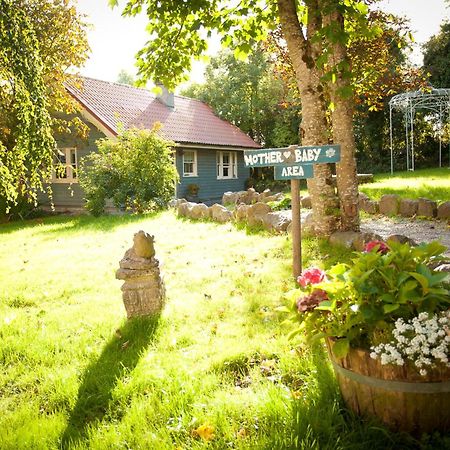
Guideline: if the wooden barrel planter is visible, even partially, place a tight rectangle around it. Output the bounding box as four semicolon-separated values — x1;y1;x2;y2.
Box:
325;338;450;435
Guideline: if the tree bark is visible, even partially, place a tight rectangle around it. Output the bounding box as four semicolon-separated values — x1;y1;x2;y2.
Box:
277;0;340;236
323;8;360;231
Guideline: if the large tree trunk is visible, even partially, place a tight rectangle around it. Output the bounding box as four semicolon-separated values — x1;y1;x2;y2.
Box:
277;0;340;236
323;8;360;231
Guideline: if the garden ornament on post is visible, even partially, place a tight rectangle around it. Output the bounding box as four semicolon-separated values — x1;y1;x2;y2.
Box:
116;230;165;318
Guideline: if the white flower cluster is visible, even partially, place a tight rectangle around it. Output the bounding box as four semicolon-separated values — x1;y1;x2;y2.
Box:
370;311;450;376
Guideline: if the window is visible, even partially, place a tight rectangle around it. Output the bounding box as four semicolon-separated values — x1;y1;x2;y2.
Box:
183;150;197;177
53;147;78;183
217;151;237;179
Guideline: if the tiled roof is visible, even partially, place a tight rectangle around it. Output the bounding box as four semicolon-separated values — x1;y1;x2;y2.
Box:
66;76;260;149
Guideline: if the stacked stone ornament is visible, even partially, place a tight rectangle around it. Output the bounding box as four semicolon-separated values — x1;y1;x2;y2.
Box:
116;230;165;318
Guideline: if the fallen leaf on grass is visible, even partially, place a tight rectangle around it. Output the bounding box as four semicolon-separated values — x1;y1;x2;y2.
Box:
192;424;215;441
236;427;248;439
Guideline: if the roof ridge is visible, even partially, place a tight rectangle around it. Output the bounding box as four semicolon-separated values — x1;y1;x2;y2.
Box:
77;75;156;97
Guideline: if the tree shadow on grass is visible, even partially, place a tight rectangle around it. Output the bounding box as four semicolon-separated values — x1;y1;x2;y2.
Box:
60;315;160;449
0;211;163;237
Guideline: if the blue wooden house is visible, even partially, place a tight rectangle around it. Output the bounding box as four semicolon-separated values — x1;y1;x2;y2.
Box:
39;76;260;210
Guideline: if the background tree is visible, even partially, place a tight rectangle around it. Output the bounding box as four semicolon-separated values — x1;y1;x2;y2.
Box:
0;0;90;215
181;48;301;148
269;9;428;172
79;127;178;215
111;0;378;235
0;0;55;211
423;22;450;88
117;69;136;86
20;0;90;135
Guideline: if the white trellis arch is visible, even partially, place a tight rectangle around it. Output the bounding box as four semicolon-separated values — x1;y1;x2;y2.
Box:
389;88;450;173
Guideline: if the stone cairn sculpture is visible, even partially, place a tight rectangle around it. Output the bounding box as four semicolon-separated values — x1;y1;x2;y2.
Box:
116;230;165;318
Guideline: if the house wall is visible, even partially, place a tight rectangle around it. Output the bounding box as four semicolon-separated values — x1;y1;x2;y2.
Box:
39;118;251;210
175;147;250;204
38;122;106;209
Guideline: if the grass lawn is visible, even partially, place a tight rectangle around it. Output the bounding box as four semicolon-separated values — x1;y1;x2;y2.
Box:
0;212;448;449
359;167;450;203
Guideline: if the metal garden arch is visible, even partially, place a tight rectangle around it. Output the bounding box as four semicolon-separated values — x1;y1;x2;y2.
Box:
389;88;450;173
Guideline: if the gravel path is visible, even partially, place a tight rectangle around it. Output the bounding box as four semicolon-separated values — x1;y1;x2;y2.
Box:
361;216;450;255
284;210;450;256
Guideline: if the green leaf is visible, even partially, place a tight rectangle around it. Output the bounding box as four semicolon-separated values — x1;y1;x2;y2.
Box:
409;272;429;292
332;338;350;359
383;303;400;313
275;305;291;313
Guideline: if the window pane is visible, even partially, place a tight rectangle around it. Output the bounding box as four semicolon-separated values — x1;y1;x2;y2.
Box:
183;151;196;175
184;151;194;163
70;149;77;178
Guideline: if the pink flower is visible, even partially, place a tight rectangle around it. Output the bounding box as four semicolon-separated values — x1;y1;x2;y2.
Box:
297;267;326;287
364;240;389;254
296;289;328;312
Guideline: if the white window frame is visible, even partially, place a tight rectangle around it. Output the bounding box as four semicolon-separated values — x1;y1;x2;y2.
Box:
217;151;238;180
52;147;78;183
182;150;198;177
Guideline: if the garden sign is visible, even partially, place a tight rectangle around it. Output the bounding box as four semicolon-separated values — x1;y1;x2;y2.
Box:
244;144;341;278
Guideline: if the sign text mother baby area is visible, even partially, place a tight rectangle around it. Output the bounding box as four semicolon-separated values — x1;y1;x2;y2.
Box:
243;145;340;166
243;144;341;279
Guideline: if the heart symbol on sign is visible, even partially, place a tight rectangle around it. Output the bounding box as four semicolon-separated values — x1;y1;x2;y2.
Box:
283;151;291;159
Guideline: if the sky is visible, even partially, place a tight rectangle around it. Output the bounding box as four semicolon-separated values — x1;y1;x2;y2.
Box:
76;0;450;86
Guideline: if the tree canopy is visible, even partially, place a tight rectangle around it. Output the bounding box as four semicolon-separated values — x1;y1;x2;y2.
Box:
0;0;89;212
423;21;450;88
181;48;301;148
110;0;381;235
0;0;55;208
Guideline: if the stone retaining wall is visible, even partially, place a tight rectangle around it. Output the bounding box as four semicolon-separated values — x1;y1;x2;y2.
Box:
170;188;450;254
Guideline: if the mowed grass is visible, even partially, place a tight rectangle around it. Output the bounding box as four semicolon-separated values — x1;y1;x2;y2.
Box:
0;212;447;449
359;167;450;203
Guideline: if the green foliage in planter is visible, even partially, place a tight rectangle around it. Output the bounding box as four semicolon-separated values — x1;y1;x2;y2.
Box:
283;240;450;358
79;127;178;215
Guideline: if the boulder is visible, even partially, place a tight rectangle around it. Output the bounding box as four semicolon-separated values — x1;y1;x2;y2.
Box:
437;201;450;220
386;234;417;246
352;232;383;252
247;202;272;227
190;203;210;220
222;191;239;205
244;188;259;204
358;192;369;209
288;212;315;236
379;194;400;216
209;204;233;223
399;199;419;217
258;188;272;200
261;212;291;232
329;231;362;249
169;198;187;208
233;203;251;221
417;198;437;218
301;195;312;208
261;193;284;203
177;201;196;217
362;200;379;214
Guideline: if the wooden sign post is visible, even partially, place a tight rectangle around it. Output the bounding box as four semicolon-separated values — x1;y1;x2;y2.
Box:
244;144;341;279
